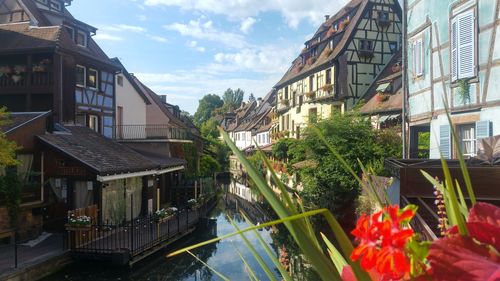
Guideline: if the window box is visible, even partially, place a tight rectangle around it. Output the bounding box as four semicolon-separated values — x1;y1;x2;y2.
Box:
322;84;333;93
305;91;315;99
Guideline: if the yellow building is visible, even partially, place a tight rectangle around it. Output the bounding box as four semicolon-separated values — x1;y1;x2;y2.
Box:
274;0;402;138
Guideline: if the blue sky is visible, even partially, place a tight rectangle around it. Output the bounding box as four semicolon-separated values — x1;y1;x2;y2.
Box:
69;0;348;114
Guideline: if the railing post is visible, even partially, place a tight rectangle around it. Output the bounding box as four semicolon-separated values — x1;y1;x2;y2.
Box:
130;194;134;254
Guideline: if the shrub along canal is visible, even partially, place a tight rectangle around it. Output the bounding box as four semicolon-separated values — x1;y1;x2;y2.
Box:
42;190;281;281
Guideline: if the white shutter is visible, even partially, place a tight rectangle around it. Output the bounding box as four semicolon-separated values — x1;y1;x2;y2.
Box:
416;39;423;76
412;41;417;76
457;10;475;79
440;125;451;159
451;18;458;81
475;120;491;141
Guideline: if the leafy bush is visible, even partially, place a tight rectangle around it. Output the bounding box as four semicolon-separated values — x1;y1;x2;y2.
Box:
0;171;22;227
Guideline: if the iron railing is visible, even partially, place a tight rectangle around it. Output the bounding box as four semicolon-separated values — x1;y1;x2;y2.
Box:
114;125;191;141
68;196;217;261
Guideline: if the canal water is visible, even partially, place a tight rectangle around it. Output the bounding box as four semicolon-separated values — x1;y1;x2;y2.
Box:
42;190;281;281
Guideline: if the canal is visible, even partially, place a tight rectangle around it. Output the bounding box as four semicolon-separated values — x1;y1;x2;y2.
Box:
42;188;281;281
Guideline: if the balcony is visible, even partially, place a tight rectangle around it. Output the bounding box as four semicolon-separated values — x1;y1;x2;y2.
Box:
0;71;53;89
114;125;192;142
277;100;290;113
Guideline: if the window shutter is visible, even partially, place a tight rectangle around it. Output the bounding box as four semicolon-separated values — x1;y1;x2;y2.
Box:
457;10;475;79
416;39;423;76
475;120;491;141
451;18;458;81
412;41;417;76
440;125;451;159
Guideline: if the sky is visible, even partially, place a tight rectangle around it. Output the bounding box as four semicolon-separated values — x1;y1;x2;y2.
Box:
69;0;348;114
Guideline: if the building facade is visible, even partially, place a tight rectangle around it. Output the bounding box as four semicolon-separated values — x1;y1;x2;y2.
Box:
406;0;500;159
275;0;402;138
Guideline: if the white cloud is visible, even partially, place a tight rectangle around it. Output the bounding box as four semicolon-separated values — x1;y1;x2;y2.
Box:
147;35;168;42
144;0;349;28
93;33;123;41
240;17;256;34
186;40;205;52
163;18;247;48
99;24;146;33
137;14;147;21
213;44;299;74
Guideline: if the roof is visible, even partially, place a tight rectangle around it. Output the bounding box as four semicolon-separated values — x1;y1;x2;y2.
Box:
130;74;188;129
137;150;187;169
112;58;151;104
359;88;402;115
0;111;50;134
0;23;61;52
275;0;367;88
0;22;116;68
37;125;158;175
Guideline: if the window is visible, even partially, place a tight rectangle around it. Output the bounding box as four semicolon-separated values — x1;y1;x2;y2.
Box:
76;31;87;47
88;115;99;133
378;11;389;21
64;26;74;40
329;39;334;50
326;69;332;85
309;75;314;91
87;68;98;89
309;108;318;124
76;65;86;87
284;86;288;100
117;75;123;87
412;37;424;77
50;0;61;11
459;124;476;157
359;39;373;51
389;42;398;54
451;10;475;82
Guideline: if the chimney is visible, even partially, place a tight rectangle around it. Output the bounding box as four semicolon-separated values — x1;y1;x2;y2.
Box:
325;15;330;21
160;95;167;103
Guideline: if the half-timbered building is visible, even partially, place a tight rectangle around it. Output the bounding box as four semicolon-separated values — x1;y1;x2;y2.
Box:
0;0;119;138
274;0;402;138
406;0;500;159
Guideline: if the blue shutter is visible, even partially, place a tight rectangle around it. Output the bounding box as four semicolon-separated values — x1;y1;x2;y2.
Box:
475;120;491;140
440;125;451;159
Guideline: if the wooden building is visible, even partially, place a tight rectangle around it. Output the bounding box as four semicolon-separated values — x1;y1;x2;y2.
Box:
0;1;119;137
274;0;402;138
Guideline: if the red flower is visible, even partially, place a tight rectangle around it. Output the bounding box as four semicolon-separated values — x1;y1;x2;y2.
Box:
350;205;416;280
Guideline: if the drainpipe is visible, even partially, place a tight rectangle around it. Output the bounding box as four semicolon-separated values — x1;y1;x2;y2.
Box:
402;0;408;159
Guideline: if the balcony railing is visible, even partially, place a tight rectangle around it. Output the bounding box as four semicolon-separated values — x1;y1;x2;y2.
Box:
0;71;53;88
114;125;191;141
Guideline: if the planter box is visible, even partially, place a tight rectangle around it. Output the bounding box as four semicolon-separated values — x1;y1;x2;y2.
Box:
156;215;175;223
65;224;91;231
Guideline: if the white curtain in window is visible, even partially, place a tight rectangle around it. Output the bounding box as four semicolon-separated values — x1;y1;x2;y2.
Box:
16;154;33;182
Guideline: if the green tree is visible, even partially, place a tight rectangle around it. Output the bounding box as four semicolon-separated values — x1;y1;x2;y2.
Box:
199;154;221;177
222;88;244;112
0;107;19;167
299;112;401;216
193;94;224;126
200;118;220;139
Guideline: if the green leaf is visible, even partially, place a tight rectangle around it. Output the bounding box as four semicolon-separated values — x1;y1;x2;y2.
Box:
321;233;347;274
240;212;293;281
227;215;278;281
186;250;230;281
440;156;468;235
231;242;259;281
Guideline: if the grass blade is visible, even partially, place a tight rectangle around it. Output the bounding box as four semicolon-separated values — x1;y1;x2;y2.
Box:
186;250;230;281
227;215;278;281
321;233;347;274
240;211;293;281
440;156;468;235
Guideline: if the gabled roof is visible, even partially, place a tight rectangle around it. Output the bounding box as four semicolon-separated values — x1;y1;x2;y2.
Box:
37;125;158;175
275;0;368;88
111;58;151;105
130;74;188;129
0;111;50;134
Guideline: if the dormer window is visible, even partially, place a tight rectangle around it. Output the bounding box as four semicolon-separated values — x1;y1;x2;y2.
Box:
50;1;62;11
76;31;87;47
329;40;334;49
317;37;321;43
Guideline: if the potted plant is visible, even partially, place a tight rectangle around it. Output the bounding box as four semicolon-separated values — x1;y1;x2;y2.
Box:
66;214;92;231
305;91;315;99
322;84;333;93
187;198;199;209
0;65;12;77
307;57;316;65
155;206;177;222
280;99;289;106
375;92;390;102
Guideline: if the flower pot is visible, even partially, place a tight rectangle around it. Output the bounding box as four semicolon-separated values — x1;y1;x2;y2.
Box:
65;224;91;231
11;75;22;83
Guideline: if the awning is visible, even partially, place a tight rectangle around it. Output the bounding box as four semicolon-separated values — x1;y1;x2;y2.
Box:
379;114;400;123
376;82;391;92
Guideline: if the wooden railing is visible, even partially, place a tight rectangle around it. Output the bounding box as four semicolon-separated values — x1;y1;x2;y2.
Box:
0;71;53;88
114;125;191;141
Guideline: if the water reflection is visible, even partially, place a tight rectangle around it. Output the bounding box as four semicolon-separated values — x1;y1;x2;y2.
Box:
42;190;280;281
